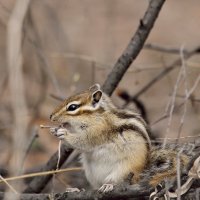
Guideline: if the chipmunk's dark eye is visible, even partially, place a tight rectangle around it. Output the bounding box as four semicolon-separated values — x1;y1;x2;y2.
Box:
67;104;80;111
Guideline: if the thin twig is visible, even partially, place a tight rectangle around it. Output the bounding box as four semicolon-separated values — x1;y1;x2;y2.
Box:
133;47;200;99
156;135;200;141
151;74;200;126
170;94;200;103
0;175;18;194
163;48;184;147
55;176;68;188
56;141;62;170
0;167;82;184
175;46;189;144
21;127;39;172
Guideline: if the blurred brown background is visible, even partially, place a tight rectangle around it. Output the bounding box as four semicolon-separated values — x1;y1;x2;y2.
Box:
0;0;200;192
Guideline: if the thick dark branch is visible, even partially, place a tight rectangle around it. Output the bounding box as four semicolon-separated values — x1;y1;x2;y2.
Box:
54;185;151;200
24;145;73;193
2;185;152;200
0;193;50;200
1;182;200;200
102;0;165;96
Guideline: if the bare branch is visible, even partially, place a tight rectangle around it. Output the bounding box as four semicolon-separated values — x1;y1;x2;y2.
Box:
163;48;185;147
21;128;39;170
151;73;200;126
133;47;200;99
102;0;166;95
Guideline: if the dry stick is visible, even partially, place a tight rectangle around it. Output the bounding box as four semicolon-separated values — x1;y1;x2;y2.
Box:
21;127;39;172
170;94;200;103
156;134;200;141
24;0;166;194
0;168;82;184
56;176;69;188
102;0;166;96
163;59;183;147
175;46;189;145
163;46;187;147
0;175;18;195
152;74;200;126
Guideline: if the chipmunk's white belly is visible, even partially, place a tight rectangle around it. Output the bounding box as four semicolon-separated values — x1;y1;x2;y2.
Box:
81;143;126;188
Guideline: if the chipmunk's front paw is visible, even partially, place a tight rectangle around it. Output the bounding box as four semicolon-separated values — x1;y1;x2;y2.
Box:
98;183;114;193
50;127;67;140
50;127;58;136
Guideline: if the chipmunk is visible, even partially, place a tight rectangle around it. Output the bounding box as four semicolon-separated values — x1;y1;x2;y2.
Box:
49;84;190;193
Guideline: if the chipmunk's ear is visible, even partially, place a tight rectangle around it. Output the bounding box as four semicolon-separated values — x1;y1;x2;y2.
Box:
92;90;102;104
89;84;102;105
89;84;101;93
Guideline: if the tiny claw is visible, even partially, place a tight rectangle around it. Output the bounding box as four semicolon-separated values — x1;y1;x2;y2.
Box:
65;187;80;193
149;184;164;200
98;183;114;193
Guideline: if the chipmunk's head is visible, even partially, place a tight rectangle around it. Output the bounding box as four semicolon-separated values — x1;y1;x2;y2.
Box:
50;84;114;128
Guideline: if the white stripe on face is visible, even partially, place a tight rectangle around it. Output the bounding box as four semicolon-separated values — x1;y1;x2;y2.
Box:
81;104;100;112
